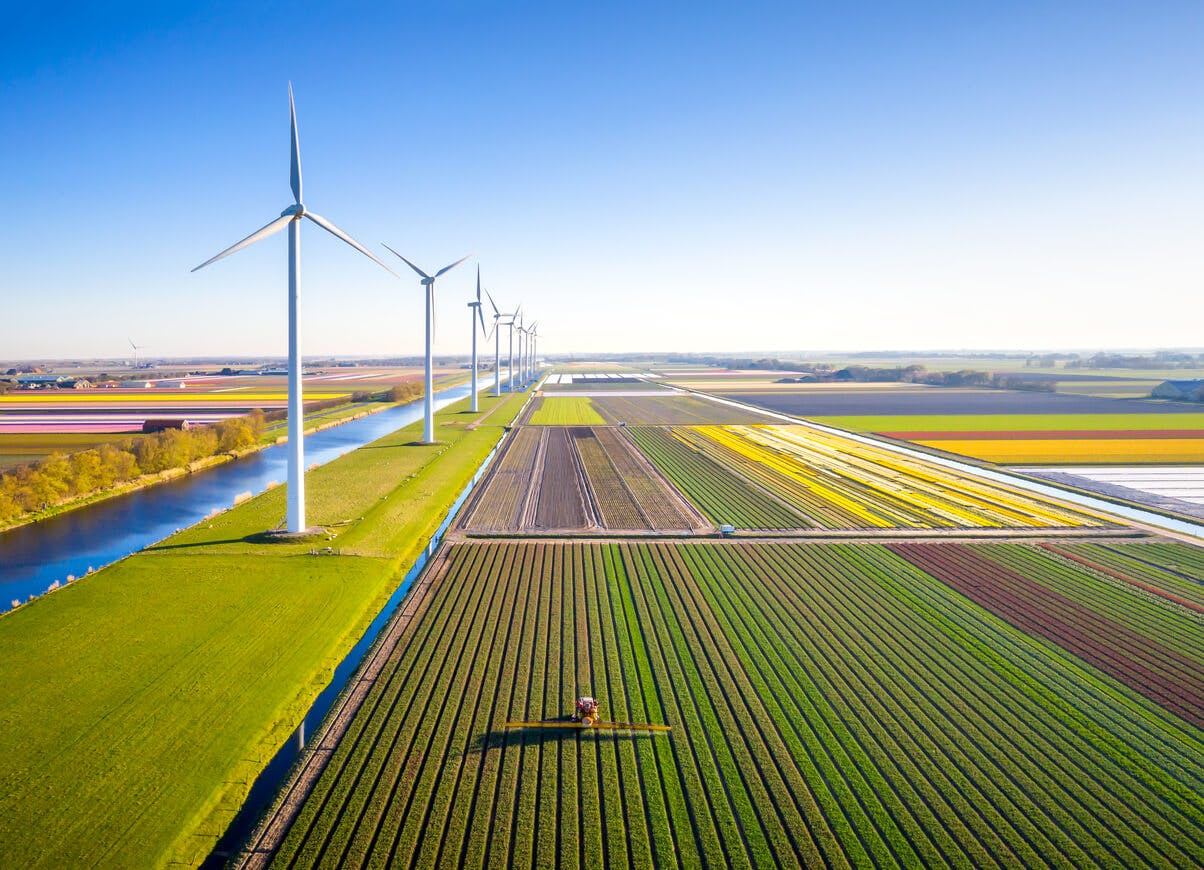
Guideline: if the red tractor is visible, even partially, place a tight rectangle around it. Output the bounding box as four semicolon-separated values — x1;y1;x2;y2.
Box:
572;696;600;726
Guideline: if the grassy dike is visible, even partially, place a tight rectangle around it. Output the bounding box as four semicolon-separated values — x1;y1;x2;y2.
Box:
0;388;530;868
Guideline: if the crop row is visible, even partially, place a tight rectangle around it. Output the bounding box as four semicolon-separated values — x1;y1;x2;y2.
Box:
888;543;1204;728
461;426;543;529
270;541;1204;868
588;394;774;425
464;426;707;533
911;437;1204;465
1047;541;1204;612
685;424;1101;529
626;426;808;530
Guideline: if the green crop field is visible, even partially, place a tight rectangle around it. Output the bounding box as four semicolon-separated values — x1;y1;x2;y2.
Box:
527;396;607;425
270;540;1204;869
0;432;139;468
0;390;531;868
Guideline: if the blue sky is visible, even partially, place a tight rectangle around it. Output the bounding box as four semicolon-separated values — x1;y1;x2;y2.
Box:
2;2;1201;359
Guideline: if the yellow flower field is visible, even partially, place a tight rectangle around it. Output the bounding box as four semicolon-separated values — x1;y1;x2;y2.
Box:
915;438;1204;465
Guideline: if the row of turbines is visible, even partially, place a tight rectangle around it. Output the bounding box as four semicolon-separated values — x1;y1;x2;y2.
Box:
192;85;542;534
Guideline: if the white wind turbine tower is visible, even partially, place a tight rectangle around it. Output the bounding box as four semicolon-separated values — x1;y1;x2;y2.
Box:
466;266;488;413
193;84;396;534
382;246;469;443
127;338;143;369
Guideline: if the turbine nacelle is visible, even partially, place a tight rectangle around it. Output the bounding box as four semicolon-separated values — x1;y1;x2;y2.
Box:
280;203;307;219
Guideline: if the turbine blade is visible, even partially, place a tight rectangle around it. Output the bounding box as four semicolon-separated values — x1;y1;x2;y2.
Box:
305;213;399;276
477;303;486;334
475;265;481;303
485;288;499;317
381;244;430;279
434;254;470;278
289;83;302;204
192;214;293;271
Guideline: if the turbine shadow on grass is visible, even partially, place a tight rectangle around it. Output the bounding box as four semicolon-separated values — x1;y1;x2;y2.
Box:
150;529;332;550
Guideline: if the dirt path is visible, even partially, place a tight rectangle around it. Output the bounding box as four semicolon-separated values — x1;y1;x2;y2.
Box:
446;527;1150;544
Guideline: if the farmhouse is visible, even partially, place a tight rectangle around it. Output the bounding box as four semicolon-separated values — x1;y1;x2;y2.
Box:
15;374;67;387
1152;379;1204;402
142;418;191;433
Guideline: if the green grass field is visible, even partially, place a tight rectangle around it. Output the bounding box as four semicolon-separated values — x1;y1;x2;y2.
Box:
811;413;1204;433
0;390;531;868
527;396;607;425
1054;380;1160;399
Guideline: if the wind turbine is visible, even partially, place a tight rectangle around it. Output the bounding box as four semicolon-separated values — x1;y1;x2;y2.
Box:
485;289;507;397
192;84;397;534
526;321;539;381
382;246;469;443
466;266;488;412
509;307;522;392
128;338;142;369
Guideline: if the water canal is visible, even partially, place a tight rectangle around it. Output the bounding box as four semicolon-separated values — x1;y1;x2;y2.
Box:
0;381;493;606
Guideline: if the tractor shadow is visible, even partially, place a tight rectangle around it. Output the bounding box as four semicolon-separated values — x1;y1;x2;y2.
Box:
469;721;658;754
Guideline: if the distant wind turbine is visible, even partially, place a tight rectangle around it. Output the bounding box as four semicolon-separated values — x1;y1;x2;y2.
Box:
382;246;469;443
515;310;524;382
485;289;508;397
466;266;488;413
509;306;522;393
526;321;539;382
192;84;397;534
128;338;142;369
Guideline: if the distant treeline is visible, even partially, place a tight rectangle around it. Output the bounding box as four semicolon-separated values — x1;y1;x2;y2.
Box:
1063;352;1204;369
0;382;422;525
776;366;1055;392
0;413;267;524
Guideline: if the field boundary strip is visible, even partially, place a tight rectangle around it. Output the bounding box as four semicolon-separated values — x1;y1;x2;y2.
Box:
674;386;1204;542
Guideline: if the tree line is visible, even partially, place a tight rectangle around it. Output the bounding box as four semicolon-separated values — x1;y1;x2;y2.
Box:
0;413;267;524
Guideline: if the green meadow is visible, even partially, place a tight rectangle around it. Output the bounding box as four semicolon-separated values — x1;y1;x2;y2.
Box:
0;390;529;869
527;396;607;425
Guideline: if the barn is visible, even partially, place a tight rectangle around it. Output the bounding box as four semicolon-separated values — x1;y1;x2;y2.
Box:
1151;379;1204;402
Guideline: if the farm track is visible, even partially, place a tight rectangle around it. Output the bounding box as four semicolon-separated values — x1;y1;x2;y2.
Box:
268;539;1204;869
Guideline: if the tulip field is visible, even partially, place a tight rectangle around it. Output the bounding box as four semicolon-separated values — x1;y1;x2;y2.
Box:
630;424;1103;530
268;540;1204;869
